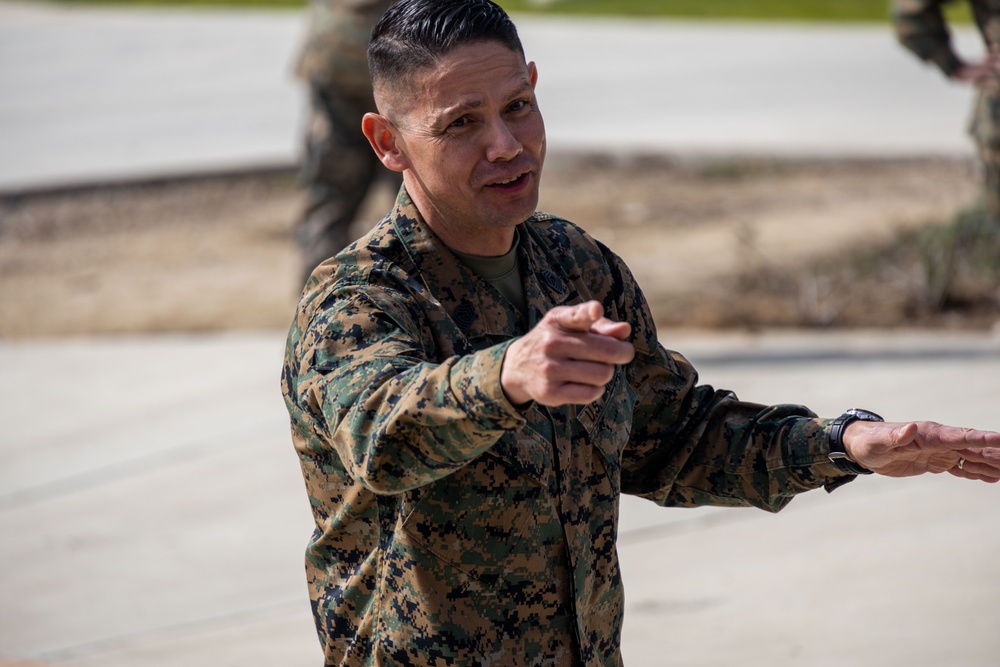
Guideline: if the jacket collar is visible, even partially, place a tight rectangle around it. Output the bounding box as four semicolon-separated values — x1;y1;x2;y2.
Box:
385;187;573;340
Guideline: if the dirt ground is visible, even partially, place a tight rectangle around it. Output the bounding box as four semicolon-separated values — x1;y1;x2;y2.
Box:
0;153;995;339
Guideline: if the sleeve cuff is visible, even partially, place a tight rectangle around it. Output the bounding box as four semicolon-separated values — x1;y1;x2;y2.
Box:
784;416;863;492
450;339;528;431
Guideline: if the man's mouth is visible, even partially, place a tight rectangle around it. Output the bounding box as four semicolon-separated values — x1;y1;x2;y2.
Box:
487;172;528;188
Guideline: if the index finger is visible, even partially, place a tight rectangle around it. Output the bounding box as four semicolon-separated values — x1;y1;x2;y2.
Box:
550;301;605;333
590;317;632;342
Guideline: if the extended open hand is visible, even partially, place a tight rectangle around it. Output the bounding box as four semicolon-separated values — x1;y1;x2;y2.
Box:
844;420;1000;482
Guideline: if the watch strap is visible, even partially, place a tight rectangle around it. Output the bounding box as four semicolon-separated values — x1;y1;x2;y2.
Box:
828;408;883;475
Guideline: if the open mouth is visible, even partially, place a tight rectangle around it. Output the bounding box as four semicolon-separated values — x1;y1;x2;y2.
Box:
487;172;528;189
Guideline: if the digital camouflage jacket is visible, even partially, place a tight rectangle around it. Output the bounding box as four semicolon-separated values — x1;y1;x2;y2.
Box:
281;188;853;666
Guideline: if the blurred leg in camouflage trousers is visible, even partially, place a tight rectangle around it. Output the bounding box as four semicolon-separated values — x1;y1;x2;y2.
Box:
970;83;1000;223
292;0;400;286
295;83;402;285
976;143;1000;222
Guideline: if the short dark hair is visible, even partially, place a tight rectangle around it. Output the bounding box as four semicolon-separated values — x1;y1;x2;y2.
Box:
368;0;525;94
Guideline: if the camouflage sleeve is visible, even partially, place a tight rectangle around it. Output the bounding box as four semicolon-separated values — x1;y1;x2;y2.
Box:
599;249;851;513
891;0;965;77
284;285;526;495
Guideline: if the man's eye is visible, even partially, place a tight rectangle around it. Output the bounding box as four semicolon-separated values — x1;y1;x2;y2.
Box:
509;100;530;113
449;117;469;129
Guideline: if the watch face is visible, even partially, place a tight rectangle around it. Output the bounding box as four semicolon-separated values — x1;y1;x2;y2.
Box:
846;408;884;422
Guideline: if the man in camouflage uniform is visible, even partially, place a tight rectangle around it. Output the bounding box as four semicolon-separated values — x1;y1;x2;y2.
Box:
281;1;1000;664
293;0;400;284
892;0;1000;220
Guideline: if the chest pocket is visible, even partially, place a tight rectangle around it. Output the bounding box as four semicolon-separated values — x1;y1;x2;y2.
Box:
575;367;636;492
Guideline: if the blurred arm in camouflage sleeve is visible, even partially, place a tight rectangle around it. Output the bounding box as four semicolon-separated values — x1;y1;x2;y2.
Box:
891;0;1000;81
892;0;966;76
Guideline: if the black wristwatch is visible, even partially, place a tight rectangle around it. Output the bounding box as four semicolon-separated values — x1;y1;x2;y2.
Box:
827;408;883;476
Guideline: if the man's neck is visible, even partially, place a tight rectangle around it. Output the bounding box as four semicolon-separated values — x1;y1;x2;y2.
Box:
404;182;523;257
422;212;518;257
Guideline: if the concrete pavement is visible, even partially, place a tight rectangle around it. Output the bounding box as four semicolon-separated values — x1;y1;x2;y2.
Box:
0;2;984;192
2;330;999;666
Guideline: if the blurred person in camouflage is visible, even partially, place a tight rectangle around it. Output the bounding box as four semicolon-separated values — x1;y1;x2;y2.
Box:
293;0;400;284
281;1;1000;664
892;0;1000;221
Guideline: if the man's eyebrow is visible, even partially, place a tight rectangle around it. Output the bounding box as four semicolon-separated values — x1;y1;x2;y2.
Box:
505;79;534;99
438;98;486;121
435;78;534;124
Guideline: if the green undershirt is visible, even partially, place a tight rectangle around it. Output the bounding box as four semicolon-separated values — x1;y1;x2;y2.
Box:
451;230;527;316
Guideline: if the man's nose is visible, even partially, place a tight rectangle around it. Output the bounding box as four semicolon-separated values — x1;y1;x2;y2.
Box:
484;118;522;162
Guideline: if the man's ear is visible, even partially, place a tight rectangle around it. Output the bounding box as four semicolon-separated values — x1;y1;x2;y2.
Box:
362;113;409;173
528;60;538;89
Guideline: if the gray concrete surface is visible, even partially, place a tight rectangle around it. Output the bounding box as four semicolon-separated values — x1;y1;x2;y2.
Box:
0;2;984;192
2;330;999;666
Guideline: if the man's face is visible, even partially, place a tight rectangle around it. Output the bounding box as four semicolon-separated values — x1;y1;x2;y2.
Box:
385;41;546;252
